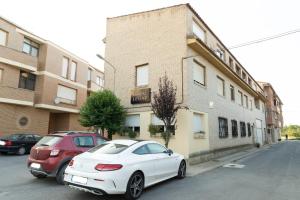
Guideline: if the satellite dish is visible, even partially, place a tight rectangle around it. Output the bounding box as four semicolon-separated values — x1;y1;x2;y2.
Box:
54;97;60;105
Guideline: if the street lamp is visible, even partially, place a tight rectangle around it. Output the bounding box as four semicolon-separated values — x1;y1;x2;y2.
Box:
96;54;116;93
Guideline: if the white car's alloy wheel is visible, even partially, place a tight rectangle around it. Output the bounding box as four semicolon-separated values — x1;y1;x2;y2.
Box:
126;172;144;200
178;160;186;179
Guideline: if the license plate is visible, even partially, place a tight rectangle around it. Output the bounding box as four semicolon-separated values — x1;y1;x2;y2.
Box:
31;163;41;169
0;140;5;146
72;175;88;184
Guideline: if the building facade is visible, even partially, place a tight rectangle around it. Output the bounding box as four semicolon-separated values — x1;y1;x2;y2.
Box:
0;17;104;135
104;4;267;162
259;82;283;142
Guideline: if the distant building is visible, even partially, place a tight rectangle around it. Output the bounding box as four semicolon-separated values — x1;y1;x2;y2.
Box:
104;4;267;163
0;17;104;135
259;82;283;142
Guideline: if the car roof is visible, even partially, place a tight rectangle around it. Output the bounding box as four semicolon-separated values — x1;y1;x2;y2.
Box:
50;131;97;136
108;139;160;146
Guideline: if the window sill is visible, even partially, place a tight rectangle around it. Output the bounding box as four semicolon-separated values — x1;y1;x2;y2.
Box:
193;81;206;89
193;132;206;139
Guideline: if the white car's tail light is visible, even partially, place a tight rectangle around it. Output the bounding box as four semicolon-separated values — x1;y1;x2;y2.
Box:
50;149;60;157
95;164;123;171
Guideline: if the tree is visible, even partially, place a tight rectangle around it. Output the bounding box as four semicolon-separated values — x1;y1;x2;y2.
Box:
282;125;300;138
151;74;179;148
79;90;125;140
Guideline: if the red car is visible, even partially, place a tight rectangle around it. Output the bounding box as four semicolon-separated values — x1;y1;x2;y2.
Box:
27;131;108;184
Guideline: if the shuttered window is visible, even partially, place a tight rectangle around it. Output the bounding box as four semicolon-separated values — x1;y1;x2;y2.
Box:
217;76;225;96
125;115;140;133
193;113;203;133
70;61;77;81
193;61;205;85
57;85;77;104
0;29;7;46
61;57;69;78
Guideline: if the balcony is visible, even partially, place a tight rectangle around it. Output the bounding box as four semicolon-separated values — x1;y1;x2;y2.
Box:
0;85;34;106
0;45;37;71
87;80;103;92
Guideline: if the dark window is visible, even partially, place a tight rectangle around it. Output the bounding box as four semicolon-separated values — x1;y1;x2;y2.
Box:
73;136;94;147
218;117;228;138
36;136;63;147
147;143;167;154
22;37;39;57
247;123;252;137
230;85;235;101
23;135;34;141
240;122;246;137
133;145;150;155
96;137;106;146
231;120;238;137
18;71;36;90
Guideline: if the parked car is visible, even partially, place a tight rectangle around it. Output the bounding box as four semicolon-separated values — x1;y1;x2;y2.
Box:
0;133;42;155
64;139;186;200
27;131;108;184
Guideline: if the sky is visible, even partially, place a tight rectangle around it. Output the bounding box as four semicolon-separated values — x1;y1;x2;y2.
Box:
1;0;299;125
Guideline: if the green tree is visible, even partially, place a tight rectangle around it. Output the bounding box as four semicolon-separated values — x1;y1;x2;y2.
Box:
282;125;300;138
79;90;125;140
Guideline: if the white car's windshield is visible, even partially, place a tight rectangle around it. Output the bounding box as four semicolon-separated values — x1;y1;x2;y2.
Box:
89;143;128;154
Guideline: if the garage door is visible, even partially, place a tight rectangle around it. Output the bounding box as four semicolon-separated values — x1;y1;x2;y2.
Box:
256;119;263;145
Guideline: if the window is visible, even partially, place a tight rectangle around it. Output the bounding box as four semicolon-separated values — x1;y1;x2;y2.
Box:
242;71;247;81
89;143;128;154
193;61;205;85
238;91;243;106
61;57;69;78
0;68;3;83
147;143;167;154
244;95;248;108
240;122;246;137
215;47;225;60
255;98;260;109
248;78;252;86
73;136;94;147
87;68;92;81
235;65;241;76
133;145;150;155
70;61;77;81
22;38;39;57
230;85;235;101
218;117;228;138
247;123;252;137
0;29;7;46
193;113;203;133
96;137;106;145
217;76;225;96
250;99;253;110
96;76;104;87
231;120;238;138
57;85;77;104
18;71;36;90
151;114;175;135
136;64;148;87
125;114;140;134
229;57;233;69
192;20;205;41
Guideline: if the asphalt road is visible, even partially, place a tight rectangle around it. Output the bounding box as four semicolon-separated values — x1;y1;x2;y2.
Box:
0;141;299;200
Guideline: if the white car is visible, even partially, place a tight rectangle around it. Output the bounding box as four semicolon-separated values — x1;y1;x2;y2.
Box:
64;139;186;200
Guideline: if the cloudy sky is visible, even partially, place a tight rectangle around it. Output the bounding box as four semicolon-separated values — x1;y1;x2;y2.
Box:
1;0;299;125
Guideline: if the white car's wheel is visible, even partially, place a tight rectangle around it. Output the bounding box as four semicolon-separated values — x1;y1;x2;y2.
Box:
125;171;144;200
177;160;186;179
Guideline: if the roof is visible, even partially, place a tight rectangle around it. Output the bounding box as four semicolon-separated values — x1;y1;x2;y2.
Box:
0;16;103;73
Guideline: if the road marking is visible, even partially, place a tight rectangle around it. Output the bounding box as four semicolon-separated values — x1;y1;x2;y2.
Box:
223;163;245;169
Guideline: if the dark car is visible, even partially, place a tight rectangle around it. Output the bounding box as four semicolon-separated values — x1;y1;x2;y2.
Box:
0;133;42;155
27;131;108;184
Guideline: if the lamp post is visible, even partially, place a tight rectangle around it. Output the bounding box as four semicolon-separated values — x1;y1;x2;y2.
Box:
96;54;116;93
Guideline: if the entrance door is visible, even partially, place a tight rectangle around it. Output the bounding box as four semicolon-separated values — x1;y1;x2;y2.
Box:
256;119;263;145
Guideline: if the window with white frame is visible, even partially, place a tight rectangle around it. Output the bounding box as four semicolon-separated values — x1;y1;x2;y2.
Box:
61;57;69;78
0;29;7;46
193;113;204;133
238;90;243;105
57;85;77;104
70;61;77;81
193;61;205;85
87;68;92;81
136;64;148;87
192;20;205;41
217;76;225;96
125;114;140;134
151;114;175;135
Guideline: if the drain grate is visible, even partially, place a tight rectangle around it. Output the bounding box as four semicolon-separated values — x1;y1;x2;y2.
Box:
223;163;245;169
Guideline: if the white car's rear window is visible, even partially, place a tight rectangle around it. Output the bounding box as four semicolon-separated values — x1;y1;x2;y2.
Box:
88;143;128;154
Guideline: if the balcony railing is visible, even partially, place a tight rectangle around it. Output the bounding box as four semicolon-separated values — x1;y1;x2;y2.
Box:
0;85;34;105
0;45;38;71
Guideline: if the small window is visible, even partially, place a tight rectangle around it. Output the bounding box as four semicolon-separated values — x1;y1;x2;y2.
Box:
0;29;8;46
248;78;252;86
22;37;39;57
218;117;228;138
240;122;246;137
87;68;92;81
229;57;233;69
73;136;94;147
0;68;3;83
255;98;260;110
147;143;167;154
235;65;241;76
238;91;243;106
250;99;253;110
231;120;238;137
70;61;77;81
230;85;235;101
136;64;148;87
244;95;248;108
247;123;252;137
18;71;36;91
61;57;69;78
193;61;205;86
242;71;247;81
192;20;205;41
217;76;225;96
215;47;225;60
133;145;150;155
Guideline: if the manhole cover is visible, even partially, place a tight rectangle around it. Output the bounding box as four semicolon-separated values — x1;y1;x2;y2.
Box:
223;163;245;168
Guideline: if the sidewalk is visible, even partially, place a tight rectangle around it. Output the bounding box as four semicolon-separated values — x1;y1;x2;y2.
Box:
186;144;273;177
